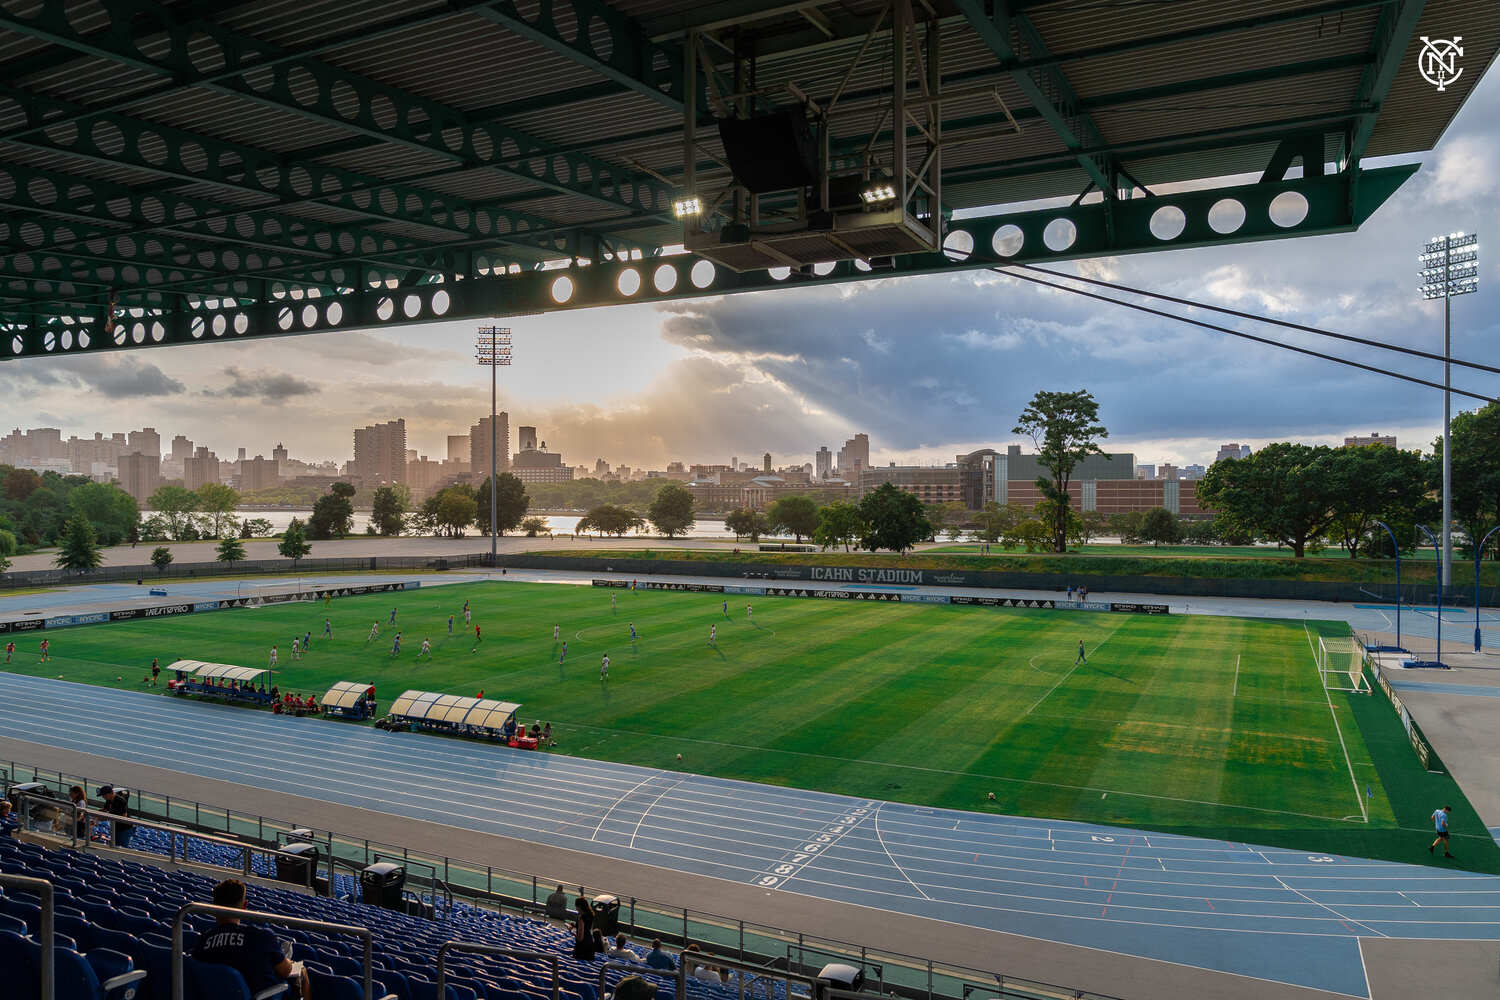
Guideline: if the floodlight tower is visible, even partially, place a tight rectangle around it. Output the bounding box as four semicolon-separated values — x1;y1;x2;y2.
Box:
476;326;512;565
1419;232;1479;592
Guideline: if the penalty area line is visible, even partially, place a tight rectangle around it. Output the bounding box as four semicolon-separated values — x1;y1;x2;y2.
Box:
1232;654;1241;698
1303;622;1368;824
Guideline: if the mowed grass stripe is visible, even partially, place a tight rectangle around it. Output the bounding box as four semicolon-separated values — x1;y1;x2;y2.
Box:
9;581;1500;870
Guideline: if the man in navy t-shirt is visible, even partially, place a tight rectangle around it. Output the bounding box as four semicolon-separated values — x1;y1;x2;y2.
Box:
194;880;306;997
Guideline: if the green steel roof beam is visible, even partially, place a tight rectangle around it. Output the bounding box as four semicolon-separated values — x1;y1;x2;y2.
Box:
1344;0;1426;166
952;0;1117;195
0;0;677;220
470;0;693;115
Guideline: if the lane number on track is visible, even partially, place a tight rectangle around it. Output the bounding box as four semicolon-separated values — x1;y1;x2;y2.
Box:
1308;856;1335;863
1091;835;1115;843
761;800;877;892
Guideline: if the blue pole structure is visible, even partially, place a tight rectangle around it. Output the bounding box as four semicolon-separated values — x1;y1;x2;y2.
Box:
1415;524;1443;667
1477;525;1500;652
1374;520;1404;652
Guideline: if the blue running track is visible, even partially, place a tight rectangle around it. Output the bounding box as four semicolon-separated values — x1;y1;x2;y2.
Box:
3;674;1500;997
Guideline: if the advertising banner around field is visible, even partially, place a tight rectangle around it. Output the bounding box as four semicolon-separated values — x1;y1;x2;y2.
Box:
1110;602;1170;614
45;612;111;628
901;593;951;604
193;601;220;612
0;618;44;633
592;580;630;588
721;585;765;595
635;581;725;593
766;587;902;601
1371;661;1445;773
951;595;1055;608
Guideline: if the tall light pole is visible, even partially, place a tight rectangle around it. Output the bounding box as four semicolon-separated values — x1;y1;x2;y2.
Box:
1419;232;1479;594
476;326;512;566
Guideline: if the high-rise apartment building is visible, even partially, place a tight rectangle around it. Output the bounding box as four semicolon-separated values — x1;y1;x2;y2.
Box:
1345;432;1397;448
1213;443;1252;463
241;455;280;492
272;442;289;463
469;413;509;480
183;446;220;491
170;435;193;461
837;433;870;476
128;427;161;457
815;447;832;480
446;435;471;462
117;451;161;504
352;418;407;486
517;426;538;452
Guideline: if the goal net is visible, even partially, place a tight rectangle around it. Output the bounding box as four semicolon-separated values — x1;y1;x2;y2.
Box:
1318;636;1371;694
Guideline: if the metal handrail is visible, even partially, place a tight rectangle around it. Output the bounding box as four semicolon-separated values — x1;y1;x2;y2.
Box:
437;943;558;1000
0;873;54;1000
599;948;812;1000
373;852;453;915
171;902;374;1000
53;802;319;891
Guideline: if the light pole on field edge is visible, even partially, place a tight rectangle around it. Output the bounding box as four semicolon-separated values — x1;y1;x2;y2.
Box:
476;327;512;566
1419;231;1479;594
1477;525;1500;652
1371;520;1407;654
1412;524;1446;669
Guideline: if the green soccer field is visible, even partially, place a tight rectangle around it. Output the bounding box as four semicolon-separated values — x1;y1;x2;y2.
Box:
9;579;1494;868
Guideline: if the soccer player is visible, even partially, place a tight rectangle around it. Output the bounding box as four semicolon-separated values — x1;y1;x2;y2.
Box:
471;624;482;652
419;637;432;659
629;622;637;641
722;600;728;615
746;605;753;620
559;641;567;663
553;625;560;641
600;653;610;682
391;632;402;657
463;600;471;626
290;637;300;661
324;592;332;609
39;638;50;663
303;630;311;651
268;645;278;670
4;640;13;663
150;658;160;686
323;618;332;639
448;614;455;636
610;593;616;611
368;621;380;641
1074;640;1087;665
389;607;398;625
709;624;717;645
1430;805;1455;858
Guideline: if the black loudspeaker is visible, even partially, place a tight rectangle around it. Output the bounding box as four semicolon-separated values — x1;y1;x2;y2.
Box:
717;109;818;193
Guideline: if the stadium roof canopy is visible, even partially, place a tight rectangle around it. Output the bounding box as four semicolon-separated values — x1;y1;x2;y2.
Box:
0;0;1493;360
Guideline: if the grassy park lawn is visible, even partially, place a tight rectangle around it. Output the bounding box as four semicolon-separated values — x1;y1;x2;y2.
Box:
9;580;1491;869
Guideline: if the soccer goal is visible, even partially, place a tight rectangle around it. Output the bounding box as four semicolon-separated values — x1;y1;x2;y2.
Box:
1318;636;1371;694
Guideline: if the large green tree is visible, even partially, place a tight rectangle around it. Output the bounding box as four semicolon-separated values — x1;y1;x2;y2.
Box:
813;502;864;552
194;482;241;538
647;482;695;537
1139;507;1181;547
972;501;1025;543
150;545;174;573
766;495;819;543
54;514;102;570
277;517;311;565
578;504;645;537
148;484;200;540
70;481;139;547
215;535;246;566
1198;442;1339;557
1013;389;1110;552
422;485;477;538
308;482;356;539
856;483;933;553
1328;444;1430;558
1441;402;1500;558
476;473;530;535
725;507;770;542
371;485;408;536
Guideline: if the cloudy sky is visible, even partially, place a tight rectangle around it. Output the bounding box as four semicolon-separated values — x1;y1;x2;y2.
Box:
7;63;1500;472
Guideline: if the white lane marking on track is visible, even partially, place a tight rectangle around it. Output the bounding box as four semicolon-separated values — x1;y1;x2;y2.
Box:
1272;875;1386;938
872;802;933;901
630;776;686;850
1303;622;1368;823
591;772;661;841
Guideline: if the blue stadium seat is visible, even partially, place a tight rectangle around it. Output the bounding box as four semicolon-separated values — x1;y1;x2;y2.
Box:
185;955;290;1000
0;929;148;1000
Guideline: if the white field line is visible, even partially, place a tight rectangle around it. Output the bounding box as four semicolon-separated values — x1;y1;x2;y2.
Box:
1303;622;1368;823
1232;654;1242;698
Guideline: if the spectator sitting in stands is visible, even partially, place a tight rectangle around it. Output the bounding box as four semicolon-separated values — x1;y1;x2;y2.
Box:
644;939;676;971
60;785;87;838
545;884;569;920
194;878;309;999
607;934;641;961
0;801;18;837
591;926;607;957
684;945;719;984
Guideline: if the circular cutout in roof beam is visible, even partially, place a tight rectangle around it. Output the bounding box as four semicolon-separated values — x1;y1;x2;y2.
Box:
768;266;790;281
1043;218;1077;252
1149;205;1186;241
403;294;421;319
653;264;678;293
992;224;1024;258
811;261;836;277
430;290;450;316
617;268;641;296
1207;198;1246;235
943;230;974;262
376;297;394;321
691;260;716;289
1268;191;1309;228
551;275;574;304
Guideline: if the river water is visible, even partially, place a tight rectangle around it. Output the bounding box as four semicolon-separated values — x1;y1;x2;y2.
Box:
230;510;740;539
